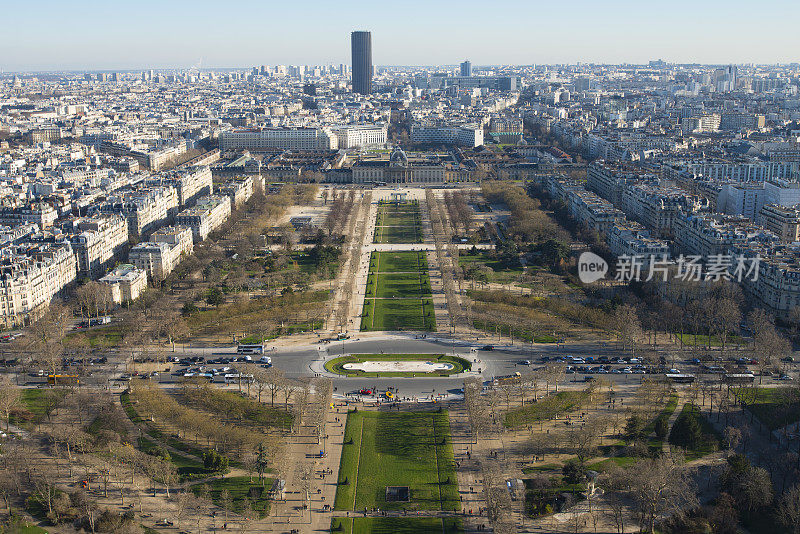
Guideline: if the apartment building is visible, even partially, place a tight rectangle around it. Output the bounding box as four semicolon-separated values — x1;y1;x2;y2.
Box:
0;240;77;327
29;128;63;144
717;183;765;221
564;187;626;236
606;223;671;263
0;224;39;247
332;125;387;149
175;195;232;242
129;226;193;281
68;215;129;279
150;226;193;257
621;184;705;236
665;160;798;182
763;179;800;208
410;124;484;147
99;264;148;303
673;215;753;257
98;186;179;238
219;127;339;151
60;167;114;187
587;161;657;206
0;203;58;229
759;204;800;243
733;245;800;320
154;165;213;208
216;176;255;208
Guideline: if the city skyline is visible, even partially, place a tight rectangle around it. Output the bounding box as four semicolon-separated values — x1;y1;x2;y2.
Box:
2;0;800;71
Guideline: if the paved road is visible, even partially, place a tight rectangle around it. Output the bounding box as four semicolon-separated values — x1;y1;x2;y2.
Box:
266;336;661;397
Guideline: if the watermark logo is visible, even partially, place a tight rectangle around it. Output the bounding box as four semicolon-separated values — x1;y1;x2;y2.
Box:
578;252;608;284
578;253;762;284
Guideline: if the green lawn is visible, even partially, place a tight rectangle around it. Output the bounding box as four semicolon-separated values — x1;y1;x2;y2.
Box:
137;436;218;481
641;393;679;450
459;251;524;283
521;463;561;474
331;517;462;534
373;251;428;273
362;251;435;331
373;203;423;244
191;476;272;518
64;325;124;348
472;319;557;344
504;389;591;428
362;299;435;331
586;456;639;472
121;392;240;471
374;225;423;244
324;354;470;377
375;273;430;299
376;210;420;227
334;411;459;512
735;387;800;430
676;333;745;347
10;389;67;427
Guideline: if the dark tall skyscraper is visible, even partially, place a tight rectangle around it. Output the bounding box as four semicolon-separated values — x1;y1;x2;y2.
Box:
460;60;472;77
351;30;372;95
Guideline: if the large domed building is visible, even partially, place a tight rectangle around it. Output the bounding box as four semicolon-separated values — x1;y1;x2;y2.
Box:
352;147;447;184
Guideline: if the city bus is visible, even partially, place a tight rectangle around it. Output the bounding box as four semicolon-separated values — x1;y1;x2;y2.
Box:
237;344;265;355
48;374;80;386
665;373;696;384
724;373;755;384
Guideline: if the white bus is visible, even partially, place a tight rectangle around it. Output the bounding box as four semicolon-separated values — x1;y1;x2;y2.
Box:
224;373;254;384
237;344;265;355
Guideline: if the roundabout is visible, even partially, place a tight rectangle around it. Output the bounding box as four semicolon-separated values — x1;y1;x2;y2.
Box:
324;353;471;377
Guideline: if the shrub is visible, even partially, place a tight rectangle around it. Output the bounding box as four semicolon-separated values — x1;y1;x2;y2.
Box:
203;449;229;472
624;414;645;441
655;416;669;439
669;410;702;449
562;460;587;485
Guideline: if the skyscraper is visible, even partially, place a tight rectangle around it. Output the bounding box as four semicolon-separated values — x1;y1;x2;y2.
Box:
351;31;372;95
460;60;472;77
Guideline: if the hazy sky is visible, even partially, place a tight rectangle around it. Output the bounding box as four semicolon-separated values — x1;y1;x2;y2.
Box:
3;0;799;71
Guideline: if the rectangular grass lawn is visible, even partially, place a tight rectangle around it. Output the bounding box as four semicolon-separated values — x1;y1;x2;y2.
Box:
375;251;427;273
334;411;459;512
373;299;430;330
374;225;422;244
362;251;434;331
331;517;462;534
361;299;435;331
377;210;420;227
375;273;429;298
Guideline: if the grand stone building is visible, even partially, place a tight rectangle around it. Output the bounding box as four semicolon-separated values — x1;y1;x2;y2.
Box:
352;148;446;184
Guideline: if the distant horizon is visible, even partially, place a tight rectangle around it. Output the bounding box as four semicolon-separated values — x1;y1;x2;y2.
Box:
2;0;799;72
3;61;800;75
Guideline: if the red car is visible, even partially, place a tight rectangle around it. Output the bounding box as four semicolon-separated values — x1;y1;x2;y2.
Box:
358;389;373;395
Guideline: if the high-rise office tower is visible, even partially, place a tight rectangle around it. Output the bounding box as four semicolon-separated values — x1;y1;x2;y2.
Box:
351;30;372;94
460;60;472;77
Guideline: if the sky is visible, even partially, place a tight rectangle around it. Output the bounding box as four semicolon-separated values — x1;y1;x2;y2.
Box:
2;0;799;71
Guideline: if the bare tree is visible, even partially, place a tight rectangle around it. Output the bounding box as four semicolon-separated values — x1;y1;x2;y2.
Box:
28;302;71;383
777;484;800;534
623;454;698;534
0;377;20;431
